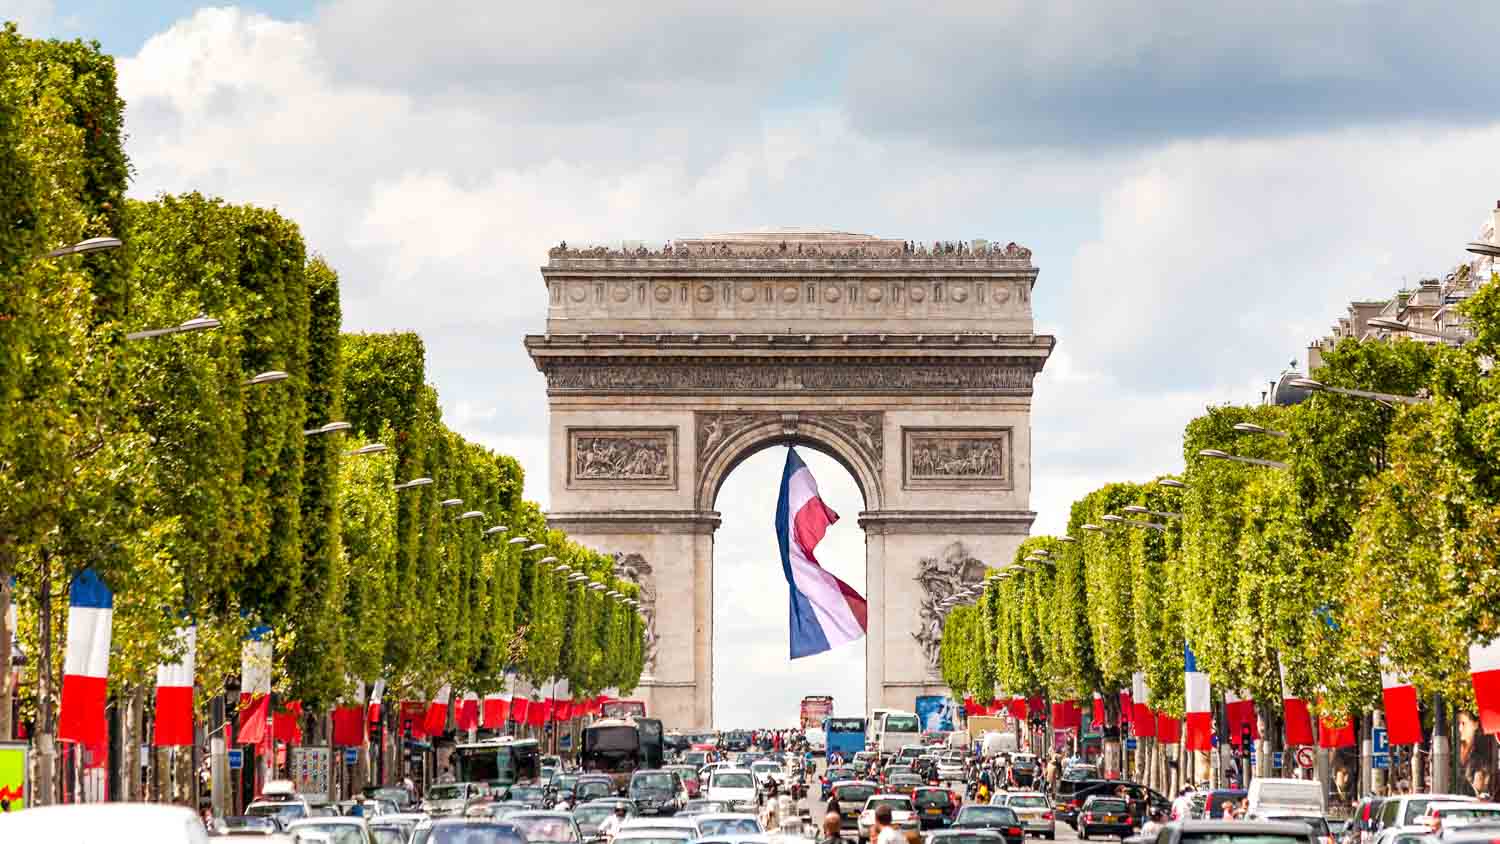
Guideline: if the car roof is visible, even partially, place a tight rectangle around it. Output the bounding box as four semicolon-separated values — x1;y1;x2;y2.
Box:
621;817;700;828
694;813;760;821
512;811;577;819
712;768;755;775
1428;802;1500;811
869;793;915;801
1174;820;1315;834
289;818;367;827
615;832;696;841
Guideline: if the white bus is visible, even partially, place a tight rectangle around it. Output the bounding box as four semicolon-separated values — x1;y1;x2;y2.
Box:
877;711;919;755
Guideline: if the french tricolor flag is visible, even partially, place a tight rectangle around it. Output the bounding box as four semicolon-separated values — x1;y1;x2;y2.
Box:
1132;673;1155;738
776;448;867;659
152;625;196;746
424;684;452;736
237;626;273;747
456;691;480;732
369;678;386;724
1184;643;1212;751
1381;663;1423;745
1468;639;1500;735
58;569;112;748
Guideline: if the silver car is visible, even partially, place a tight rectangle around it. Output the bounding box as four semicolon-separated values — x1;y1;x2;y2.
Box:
993;791;1054;839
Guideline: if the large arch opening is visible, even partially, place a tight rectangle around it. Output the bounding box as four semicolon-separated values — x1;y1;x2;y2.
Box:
711;443;868;729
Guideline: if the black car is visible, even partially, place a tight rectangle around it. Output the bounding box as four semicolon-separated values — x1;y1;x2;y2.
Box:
1008;756;1039;789
927;830;1010;844
628;770;684;815
506;785;551;809
954;805;1025;844
913;786;959;829
574;777;617;803
1079;796;1134;840
1057;779;1168;828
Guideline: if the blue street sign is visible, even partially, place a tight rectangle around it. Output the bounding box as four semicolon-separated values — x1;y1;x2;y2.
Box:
1373;752;1390;770
1272;752;1284;768
1372;728;1389;755
345;748;358;765
1125;738;1139;751
228;749;243;770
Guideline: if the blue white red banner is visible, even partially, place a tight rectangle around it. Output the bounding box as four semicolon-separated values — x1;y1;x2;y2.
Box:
776;448;867;658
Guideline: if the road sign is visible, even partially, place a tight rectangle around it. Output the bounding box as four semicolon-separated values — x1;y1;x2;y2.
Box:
1295;746;1315;768
1372;727;1389;754
228;749;243;770
1272;752;1284;768
1125;738;1138;751
345;748;358;765
1373;753;1390;770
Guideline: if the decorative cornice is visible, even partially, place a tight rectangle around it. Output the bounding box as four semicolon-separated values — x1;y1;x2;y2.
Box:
544;238;1033;270
530;357;1046;396
857;510;1037;535
546;510;722;535
527;332;1055;352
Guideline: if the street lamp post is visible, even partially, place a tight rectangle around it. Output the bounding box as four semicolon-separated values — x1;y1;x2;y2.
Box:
45;236;123;258
347;443;388;456
1102;514;1167;532
126;316;222;341
1122;505;1183;520
1232;422;1288;439
1197;449;1290;470
1288;378;1426;406
393;477;433;491
1367;317;1470;345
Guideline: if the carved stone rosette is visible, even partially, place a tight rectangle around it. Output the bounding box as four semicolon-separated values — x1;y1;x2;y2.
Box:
903;427;1013;490
567;427;677;489
911;541;988;676
612;553;658;677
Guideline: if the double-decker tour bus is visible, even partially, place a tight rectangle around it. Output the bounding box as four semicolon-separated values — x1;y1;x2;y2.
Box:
581;716;664;793
452;736;542;789
601;699;647;719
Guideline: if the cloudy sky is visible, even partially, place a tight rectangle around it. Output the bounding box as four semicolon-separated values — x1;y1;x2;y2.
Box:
11;0;1500;728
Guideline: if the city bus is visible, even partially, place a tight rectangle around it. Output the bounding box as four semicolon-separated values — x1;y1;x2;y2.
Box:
452;737;542;789
581;716;664;793
601;699;647;719
823;717;867;762
877;710;920;755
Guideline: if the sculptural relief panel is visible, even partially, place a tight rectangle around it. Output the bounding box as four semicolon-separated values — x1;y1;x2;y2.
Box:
613;553;659;677
911;541;988;675
903;427;1013;489
567;427;677;489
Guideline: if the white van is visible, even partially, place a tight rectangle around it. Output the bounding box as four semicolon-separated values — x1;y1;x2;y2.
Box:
981;731;1019;758
878;711;920;755
1247;777;1326;816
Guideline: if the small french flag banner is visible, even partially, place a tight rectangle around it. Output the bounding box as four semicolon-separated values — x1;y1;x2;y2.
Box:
483;685;511;729
368;678;386;723
1280;662;1314;746
1224;690;1259;746
237;626;273;746
58;569;113;747
456;691;480;731
152;625;197;746
1132;672;1155;738
424;684;452;736
1468;639;1500;735
1183;643;1213;752
1381;661;1423;745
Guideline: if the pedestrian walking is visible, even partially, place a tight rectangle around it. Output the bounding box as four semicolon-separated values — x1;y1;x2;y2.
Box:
874;804;902;844
817;812;843;844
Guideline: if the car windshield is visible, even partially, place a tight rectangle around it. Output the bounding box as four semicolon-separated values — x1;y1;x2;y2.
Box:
697;818;763;835
575;805;615;825
934;836;993;844
1180;836;1310;844
714;773;754;789
1012;758;1037;770
885;716;919;731
870;798;913;812
1009;796;1048;809
916;791;954;808
633;774;676;792
429;786;466;800
1268;817;1331;836
752;762;779;772
430;822;529;844
248;803;306;819
1436;808;1500;820
510;787;544;800
666;768;698;783
1089;800;1127;813
837;786;876;802
291;823;368;844
578;782;613;795
960;807;1017;822
510;816;579;842
370;828;407;844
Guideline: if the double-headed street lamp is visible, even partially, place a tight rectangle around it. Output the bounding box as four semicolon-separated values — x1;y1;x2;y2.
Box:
1198;449;1289;470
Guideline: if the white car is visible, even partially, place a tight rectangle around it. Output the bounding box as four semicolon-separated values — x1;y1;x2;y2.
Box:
1417;801;1500;832
750;761;783;789
858;794;920;839
0;803;210;843
422;782;486;817
286;816;376;844
936;753;967;782
707;768;760;813
693;812;766;838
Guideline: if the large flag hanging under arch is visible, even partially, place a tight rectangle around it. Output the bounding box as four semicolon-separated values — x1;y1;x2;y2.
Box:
776;448;867;659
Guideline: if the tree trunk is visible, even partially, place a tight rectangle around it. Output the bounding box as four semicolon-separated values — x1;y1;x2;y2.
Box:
36;550;55;805
0;554;13;742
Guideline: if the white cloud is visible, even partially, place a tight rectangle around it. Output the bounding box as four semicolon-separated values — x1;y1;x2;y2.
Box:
0;0;53;31
112;4;1500;728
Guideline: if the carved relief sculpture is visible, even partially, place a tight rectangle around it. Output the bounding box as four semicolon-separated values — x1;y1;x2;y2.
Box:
819;413;883;468
567;428;677;488
544;362;1037;394
903;427;1013;489
613;553;658;676
911;542;989;675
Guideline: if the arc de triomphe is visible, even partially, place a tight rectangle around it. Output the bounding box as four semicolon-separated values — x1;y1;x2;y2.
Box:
525;231;1054;728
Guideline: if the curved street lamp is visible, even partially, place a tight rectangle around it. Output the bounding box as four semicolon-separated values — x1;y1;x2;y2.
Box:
507;536;531;545
1368;316;1470;345
304;421;352;436
1289;377;1426;406
440;498;464;508
459;511;484;520
524;543;546;552
1123;505;1183;519
1198;448;1289;470
1233;422;1287;438
127;315;222;341
1103;513;1167;532
245;370;289;386
1158;478;1188;489
47;236;122;258
348;443;387;456
394;477;433;490
484;526;507;536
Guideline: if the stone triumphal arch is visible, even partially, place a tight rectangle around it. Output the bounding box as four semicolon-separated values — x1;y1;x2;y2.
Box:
525;231;1054;728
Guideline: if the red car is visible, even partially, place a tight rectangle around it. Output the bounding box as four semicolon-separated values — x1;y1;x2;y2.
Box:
664;766;701;798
